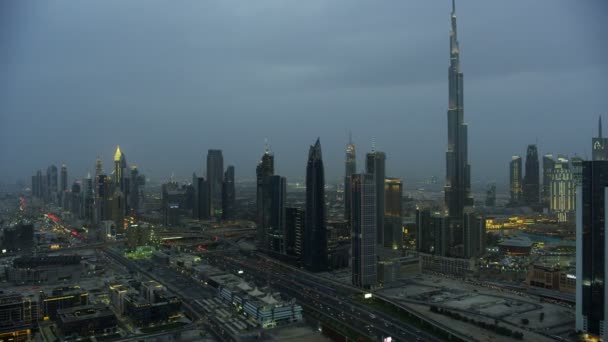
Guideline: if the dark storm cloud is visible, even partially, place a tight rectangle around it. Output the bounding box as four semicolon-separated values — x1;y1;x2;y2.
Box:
1;0;606;191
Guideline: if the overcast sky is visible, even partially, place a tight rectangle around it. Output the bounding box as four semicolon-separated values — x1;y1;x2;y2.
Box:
1;0;607;189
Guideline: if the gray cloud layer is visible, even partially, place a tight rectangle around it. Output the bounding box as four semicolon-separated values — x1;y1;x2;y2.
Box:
1;0;607;189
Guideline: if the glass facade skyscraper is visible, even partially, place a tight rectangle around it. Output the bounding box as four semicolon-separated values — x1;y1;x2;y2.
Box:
303;138;328;272
351;173;376;289
444;0;472;220
576;161;608;339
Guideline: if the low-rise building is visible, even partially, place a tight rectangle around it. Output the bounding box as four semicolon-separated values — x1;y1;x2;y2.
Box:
57;305;117;338
211;274;303;328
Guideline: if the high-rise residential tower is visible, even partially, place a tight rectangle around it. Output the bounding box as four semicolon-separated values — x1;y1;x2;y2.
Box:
303;138;328;272
524;144;540;208
366;151;386;246
206;149;224;219
592;116;608;161
344;133;356;226
510;156;523;205
444;0;473;220
351;173;377;289
549;157;574;222
576;161;608;339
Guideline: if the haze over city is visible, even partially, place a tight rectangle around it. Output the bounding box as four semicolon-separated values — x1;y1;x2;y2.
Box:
1;0;607;184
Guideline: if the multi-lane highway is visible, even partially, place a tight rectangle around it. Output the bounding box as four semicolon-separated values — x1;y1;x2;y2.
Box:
208;252;446;342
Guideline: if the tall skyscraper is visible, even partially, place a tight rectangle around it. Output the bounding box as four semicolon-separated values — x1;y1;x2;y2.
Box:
206;149;224;219
256;145;274;248
576;161;608;339
384;178;403;249
83;173;94;222
510;156;523;205
344;133;356;227
60;164;68;192
95;174;111;222
444;0;473;220
303;138;328;272
366;151;386;246
129;166;140;213
32;170;43;198
524;144;540;208
351;173;377;289
222;165;236;220
95;156;103;177
114;146;127;191
192;173;210;220
549;157;575;222
70;181;82;217
47;164;58;202
263;175;286;253
592;116;608;161
542;154;555;208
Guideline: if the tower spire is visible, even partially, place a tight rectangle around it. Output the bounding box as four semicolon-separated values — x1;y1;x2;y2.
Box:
348;130;353;145
452;0;456;14
600;115;603;138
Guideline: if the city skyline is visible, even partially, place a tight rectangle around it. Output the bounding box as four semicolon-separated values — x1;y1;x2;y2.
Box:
2;1;607;185
2;2;603;341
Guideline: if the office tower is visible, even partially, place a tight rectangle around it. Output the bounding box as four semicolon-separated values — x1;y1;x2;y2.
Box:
344;133;356;226
71;181;82;217
161;181;188;227
416;209;447;256
47;164;58;202
366;151;386;246
192;173;210;220
463;210;485;258
32;170;43;198
384;178;402;249
110;188;125;233
510;156;523;205
303;138;328;272
114;146;127;191
96;174;111;222
286;207;304;257
350;173;377;288
572;156;584;187
523;144;540;208
129;166;145;214
60;164;68;192
549;157;575;222
83;173;94;222
592;116;608;161
222;165;236;220
256;145;274;248
576;161;608;339
542;154;555;208
444;0;473;221
262;175;286;253
206;149;224;219
95;156;103;177
485;184;496;207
